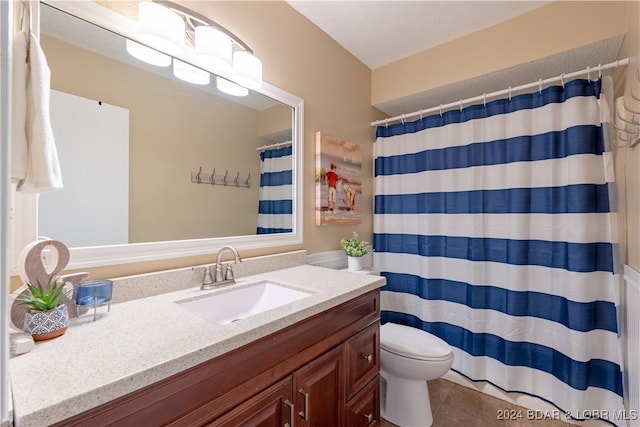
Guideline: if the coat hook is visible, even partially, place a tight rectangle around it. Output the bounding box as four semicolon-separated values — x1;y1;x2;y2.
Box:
246;173;251;186
234;172;240;186
196;166;202;183
210;168;216;184
223;170;228;185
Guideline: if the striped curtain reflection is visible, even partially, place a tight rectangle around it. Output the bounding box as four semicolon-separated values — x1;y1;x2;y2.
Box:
374;77;625;424
257;145;293;234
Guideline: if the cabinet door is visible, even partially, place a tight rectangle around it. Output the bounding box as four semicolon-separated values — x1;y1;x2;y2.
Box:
346;377;380;427
293;346;344;427
206;377;294;427
345;322;380;400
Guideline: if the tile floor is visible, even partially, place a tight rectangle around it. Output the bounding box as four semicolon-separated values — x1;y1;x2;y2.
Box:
380;379;574;427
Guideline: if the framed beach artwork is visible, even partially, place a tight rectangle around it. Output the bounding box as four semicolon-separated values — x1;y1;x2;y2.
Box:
315;131;362;225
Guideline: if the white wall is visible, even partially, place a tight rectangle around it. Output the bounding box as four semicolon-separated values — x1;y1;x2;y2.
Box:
39;90;129;247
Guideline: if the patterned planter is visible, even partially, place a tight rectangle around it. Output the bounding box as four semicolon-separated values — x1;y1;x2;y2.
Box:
23;304;70;341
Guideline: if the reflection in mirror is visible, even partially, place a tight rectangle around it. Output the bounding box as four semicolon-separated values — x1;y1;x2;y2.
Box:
29;2;303;267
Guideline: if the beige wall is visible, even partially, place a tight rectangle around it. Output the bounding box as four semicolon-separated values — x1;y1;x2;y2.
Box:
372;1;626;106
11;1;637;291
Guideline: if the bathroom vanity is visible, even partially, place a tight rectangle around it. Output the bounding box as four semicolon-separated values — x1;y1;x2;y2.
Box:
9;264;385;426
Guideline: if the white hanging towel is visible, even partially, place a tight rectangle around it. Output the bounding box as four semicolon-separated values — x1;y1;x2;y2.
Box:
11;30;63;193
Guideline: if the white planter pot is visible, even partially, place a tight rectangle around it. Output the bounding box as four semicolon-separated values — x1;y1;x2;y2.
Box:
347;256;364;271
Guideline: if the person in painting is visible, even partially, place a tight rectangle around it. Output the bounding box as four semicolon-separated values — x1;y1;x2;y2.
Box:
344;185;357;211
326;162;338;212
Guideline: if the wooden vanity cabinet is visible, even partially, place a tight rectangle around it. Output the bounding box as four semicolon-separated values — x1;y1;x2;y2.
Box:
53;289;380;427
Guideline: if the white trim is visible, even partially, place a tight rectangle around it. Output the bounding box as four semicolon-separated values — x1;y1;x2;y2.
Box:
1;1;13;424
624;264;640;289
14;1;304;270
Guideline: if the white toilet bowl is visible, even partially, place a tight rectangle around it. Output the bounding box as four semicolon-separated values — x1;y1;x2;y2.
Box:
380;322;454;427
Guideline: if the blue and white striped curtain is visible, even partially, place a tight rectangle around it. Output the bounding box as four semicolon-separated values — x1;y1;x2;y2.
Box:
257;145;293;234
374;77;625;423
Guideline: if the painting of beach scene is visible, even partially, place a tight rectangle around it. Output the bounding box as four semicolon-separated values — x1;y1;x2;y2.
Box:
315;131;362;225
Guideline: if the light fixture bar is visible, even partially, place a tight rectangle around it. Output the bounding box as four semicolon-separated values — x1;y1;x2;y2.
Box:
155;0;254;54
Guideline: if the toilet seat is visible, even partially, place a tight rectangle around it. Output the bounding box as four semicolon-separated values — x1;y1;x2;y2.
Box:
381;323;452;361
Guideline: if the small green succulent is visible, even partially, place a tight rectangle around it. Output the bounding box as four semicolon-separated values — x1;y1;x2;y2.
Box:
340;232;369;257
19;279;69;312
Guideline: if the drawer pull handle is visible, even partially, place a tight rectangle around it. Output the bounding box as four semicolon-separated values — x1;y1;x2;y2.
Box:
363;354;373;363
284;399;295;427
363;412;373;422
298;388;309;420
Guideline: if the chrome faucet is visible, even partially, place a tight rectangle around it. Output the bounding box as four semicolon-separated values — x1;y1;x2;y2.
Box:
212;245;242;285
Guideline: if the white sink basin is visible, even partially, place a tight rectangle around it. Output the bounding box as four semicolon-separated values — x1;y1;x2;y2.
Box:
177;280;312;325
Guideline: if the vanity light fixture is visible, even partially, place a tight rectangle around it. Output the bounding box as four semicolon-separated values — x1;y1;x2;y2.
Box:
129;0;262;93
126;40;171;67
173;59;210;86
216;77;249;97
138;1;185;56
195;26;232;74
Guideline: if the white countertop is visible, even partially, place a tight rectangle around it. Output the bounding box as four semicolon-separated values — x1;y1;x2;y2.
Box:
9;265;385;427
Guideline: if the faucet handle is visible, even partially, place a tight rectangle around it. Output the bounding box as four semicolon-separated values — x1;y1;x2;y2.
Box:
224;264;235;281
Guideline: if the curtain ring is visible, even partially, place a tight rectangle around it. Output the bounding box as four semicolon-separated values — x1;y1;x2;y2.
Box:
483;93;487;108
459;99;463;111
419;109;423;120
538;79;543;94
439;105;443;117
508;87;512;101
560;73;565;88
400;114;405;124
586;66;591;82
384;118;389;128
598;63;602;79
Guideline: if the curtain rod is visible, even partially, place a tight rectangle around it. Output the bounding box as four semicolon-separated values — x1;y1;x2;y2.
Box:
255;140;292;151
371;58;630;127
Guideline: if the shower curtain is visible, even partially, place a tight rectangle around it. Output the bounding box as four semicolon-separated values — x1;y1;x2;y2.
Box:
257;145;293;234
374;77;625;424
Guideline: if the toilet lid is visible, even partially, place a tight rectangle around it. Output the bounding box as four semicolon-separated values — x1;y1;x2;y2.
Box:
380;323;453;361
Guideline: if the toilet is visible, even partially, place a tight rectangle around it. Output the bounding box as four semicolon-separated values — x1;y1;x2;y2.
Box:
380;322;454;427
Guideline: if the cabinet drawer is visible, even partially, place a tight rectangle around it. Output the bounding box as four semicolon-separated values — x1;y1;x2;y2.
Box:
205;377;294;427
345;322;379;400
346;376;380;427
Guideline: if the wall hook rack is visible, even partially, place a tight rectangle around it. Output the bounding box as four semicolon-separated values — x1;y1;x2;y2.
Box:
191;167;251;188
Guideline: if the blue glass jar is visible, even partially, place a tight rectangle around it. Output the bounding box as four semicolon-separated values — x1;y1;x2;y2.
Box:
73;279;113;320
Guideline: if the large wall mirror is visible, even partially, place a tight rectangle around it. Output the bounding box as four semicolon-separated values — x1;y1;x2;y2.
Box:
14;1;303;269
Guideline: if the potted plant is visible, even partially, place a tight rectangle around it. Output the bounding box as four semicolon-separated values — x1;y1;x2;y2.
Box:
19;278;71;341
340;231;369;271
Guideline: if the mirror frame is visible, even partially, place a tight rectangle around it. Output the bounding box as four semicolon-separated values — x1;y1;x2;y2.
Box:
13;0;304;270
